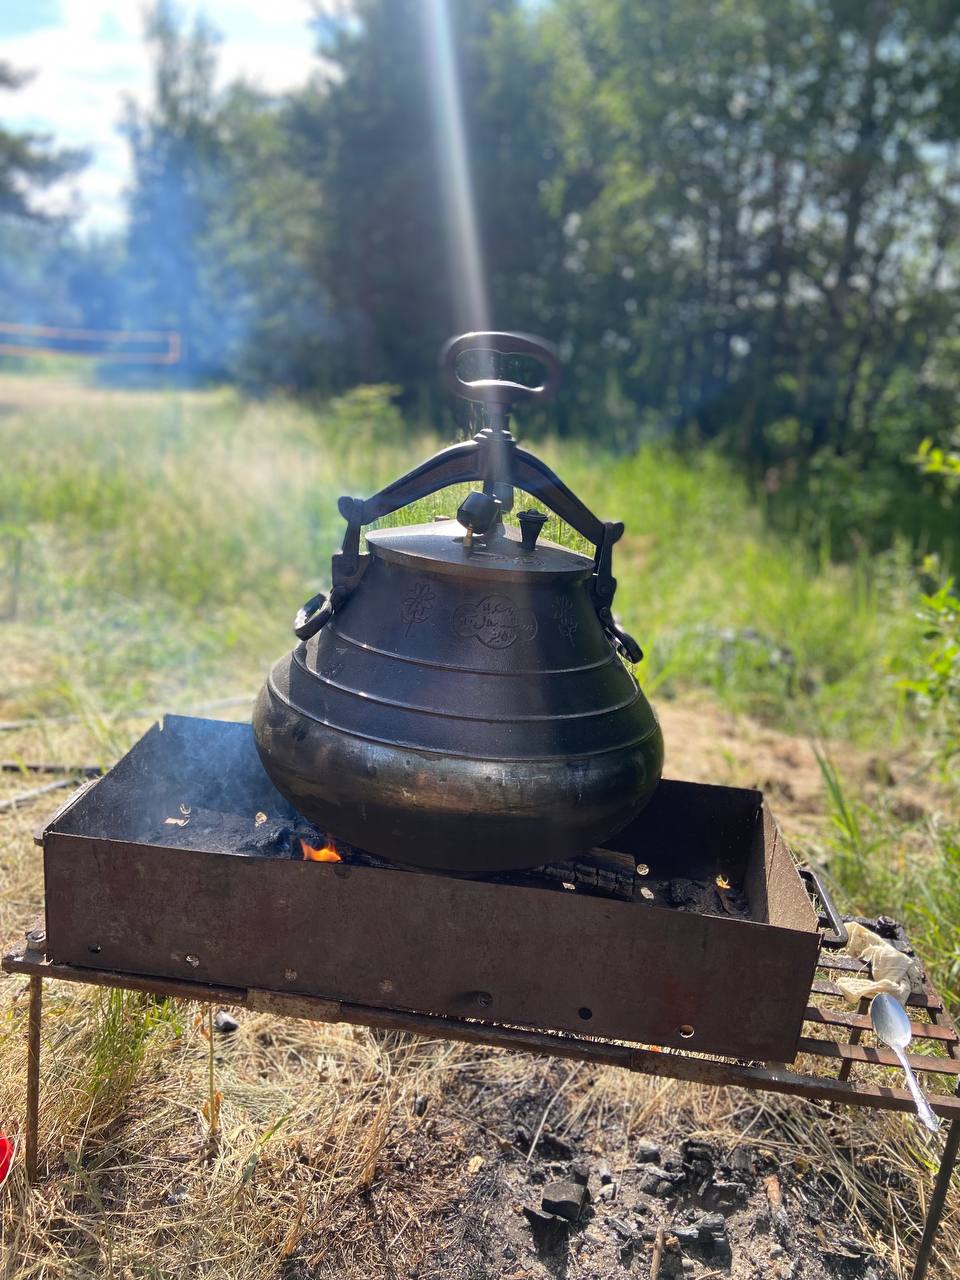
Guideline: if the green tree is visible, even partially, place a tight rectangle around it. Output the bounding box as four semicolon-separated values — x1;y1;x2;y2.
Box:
287;0;554;408
0;61;82;219
0;61;86;330
208;82;327;391
516;0;960;547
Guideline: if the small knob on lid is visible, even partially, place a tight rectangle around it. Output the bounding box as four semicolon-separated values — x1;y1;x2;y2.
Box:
457;491;501;547
517;509;548;551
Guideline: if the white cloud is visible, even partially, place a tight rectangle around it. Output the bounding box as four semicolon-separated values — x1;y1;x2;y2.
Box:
1;1;324;233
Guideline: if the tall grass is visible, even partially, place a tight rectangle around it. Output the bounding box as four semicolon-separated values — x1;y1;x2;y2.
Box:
0;375;929;747
813;748;960;1008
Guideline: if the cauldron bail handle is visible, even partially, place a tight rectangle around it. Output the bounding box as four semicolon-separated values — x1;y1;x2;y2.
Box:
441;331;562;513
296;331;644;662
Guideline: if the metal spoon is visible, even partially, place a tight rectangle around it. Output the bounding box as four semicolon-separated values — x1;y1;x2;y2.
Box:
870;993;941;1133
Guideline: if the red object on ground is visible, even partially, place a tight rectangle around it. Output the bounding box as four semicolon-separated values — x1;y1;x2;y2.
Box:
0;1134;14;1188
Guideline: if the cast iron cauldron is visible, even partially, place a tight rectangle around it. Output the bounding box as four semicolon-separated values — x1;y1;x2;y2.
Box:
254;332;663;871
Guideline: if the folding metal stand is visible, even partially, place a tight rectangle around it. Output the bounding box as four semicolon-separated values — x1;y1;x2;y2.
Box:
5;935;959;1280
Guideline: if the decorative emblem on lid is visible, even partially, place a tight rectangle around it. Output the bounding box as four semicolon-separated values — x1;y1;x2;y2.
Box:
401;581;436;634
453;594;538;648
554;595;579;647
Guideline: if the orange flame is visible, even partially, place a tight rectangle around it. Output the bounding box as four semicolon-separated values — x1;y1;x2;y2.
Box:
301;838;341;863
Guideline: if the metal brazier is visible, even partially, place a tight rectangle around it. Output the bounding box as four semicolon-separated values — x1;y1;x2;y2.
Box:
253;333;663;870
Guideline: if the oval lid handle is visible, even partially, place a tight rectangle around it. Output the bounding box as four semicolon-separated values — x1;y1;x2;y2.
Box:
440;331;561;409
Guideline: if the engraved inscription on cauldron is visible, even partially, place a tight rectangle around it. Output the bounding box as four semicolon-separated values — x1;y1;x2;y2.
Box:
553;595;579;647
401;581;436;634
452;594;538;649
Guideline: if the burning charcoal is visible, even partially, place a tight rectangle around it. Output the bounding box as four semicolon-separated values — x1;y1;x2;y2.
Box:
541;1178;588;1223
669;879;698;908
300;836;342;862
213;1010;239;1034
237;822;295;858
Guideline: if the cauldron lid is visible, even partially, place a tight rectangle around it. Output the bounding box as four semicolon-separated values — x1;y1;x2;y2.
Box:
365;520;593;579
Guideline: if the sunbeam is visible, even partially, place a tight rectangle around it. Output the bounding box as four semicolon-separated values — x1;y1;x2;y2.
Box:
421;0;491;333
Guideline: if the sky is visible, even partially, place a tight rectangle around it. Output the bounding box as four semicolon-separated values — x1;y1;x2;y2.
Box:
0;0;324;235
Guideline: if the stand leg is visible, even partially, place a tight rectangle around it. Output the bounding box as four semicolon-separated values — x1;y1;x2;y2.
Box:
25;974;42;1183
911;1117;960;1280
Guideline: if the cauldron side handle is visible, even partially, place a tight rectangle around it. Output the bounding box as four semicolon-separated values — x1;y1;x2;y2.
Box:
509;449;642;664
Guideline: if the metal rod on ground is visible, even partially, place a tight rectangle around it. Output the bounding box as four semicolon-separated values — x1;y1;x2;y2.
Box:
1;762;103;776
0;778;76;813
25;976;42;1183
0;694;255;733
910;1116;960;1280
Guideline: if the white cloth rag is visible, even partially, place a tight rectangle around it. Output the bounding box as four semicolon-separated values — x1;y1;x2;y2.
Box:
837;921;924;1005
